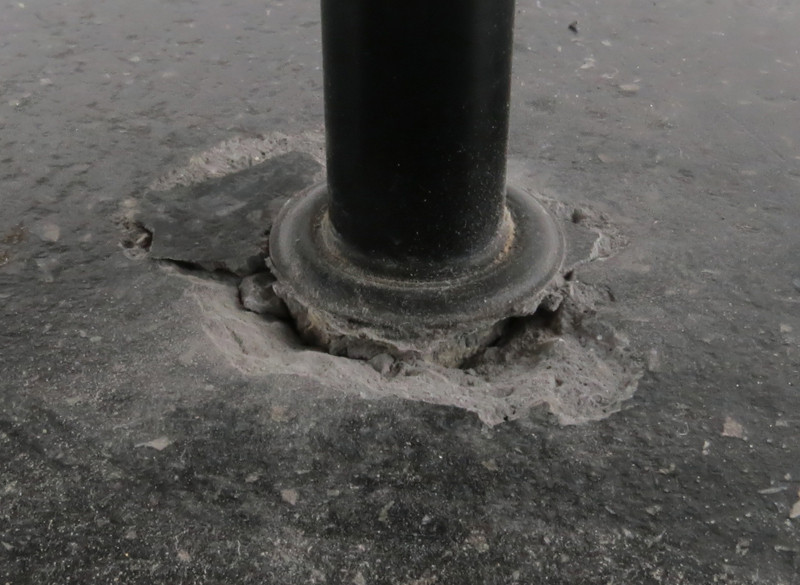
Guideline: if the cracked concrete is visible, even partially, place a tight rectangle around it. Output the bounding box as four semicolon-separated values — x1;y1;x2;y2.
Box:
2;0;800;583
125;138;640;426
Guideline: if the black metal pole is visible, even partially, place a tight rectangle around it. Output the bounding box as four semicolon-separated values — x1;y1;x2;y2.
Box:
269;0;564;365
321;0;516;267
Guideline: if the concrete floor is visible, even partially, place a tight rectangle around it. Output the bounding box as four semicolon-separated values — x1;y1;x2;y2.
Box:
2;0;800;583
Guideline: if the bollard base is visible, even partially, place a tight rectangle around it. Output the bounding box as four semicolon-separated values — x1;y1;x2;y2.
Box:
269;184;565;367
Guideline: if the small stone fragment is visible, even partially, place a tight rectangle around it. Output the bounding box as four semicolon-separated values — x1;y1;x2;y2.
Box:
245;473;259;484
135;437;173;451
757;486;787;495
353;572;367;585
481;459;499;471
646;348;661;372
36;257;60;281
368;353;395;376
790;498;800;519
378;501;394;523
793;278;800;293
735;538;750;556
240;273;290;319
270;405;291;422
568;21;578;33
465;531;490;553
281;488;299;506
2;541;13;551
618;83;640;95
177;549;191;562
780;324;793;333
571;208;587;224
722;417;745;439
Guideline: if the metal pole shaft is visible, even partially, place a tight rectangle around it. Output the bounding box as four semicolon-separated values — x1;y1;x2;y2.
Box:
270;0;563;364
321;0;516;266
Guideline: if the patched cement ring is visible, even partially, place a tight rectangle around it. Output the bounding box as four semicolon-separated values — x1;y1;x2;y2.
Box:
269;183;565;365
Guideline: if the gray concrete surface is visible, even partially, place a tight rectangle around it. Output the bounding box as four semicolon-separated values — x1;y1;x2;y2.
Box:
2;0;800;583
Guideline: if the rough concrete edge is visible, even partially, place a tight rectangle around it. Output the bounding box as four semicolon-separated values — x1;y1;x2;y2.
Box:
273;285;554;368
186;273;644;428
268;191;622;370
148;130;326;192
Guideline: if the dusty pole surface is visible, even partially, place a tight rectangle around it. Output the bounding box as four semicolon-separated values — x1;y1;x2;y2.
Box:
321;0;516;269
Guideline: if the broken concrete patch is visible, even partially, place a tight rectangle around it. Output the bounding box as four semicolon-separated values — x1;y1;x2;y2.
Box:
182;275;641;426
131;151;321;276
121;136;638;426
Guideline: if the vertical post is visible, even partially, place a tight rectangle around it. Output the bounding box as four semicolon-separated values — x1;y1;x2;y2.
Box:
321;0;516;268
269;0;564;365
